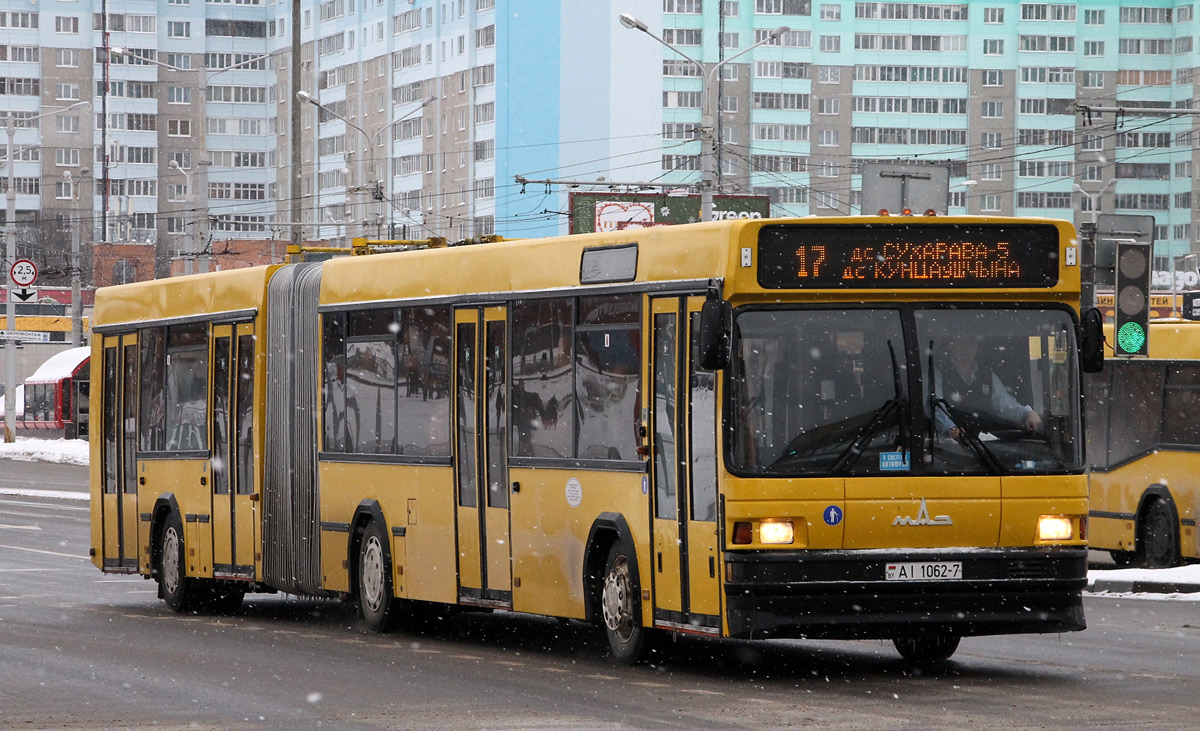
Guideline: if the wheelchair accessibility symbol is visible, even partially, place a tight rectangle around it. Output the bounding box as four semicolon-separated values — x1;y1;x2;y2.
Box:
823;505;843;526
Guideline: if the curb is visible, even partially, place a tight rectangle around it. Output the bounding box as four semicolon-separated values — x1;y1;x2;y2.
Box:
1087;577;1200;595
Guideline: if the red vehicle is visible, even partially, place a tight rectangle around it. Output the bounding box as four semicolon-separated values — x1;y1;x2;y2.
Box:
19;347;90;439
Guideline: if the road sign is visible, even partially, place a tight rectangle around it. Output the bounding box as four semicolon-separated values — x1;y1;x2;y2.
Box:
9;260;37;287
12;287;37;302
0;330;51;342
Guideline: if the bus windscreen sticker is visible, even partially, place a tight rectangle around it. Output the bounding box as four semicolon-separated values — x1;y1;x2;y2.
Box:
880;451;911;471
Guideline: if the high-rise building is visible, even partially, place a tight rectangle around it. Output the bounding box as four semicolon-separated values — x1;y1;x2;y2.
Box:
0;0;1196;286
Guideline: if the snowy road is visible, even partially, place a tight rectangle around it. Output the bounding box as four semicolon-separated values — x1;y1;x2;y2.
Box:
0;474;1198;729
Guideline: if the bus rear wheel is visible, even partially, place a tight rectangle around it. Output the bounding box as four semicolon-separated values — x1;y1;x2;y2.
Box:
1139;500;1179;569
893;634;960;664
159;514;196;613
601;544;653;664
358;521;396;632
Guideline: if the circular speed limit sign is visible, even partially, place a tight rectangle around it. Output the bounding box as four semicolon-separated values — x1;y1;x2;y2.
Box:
10;259;36;287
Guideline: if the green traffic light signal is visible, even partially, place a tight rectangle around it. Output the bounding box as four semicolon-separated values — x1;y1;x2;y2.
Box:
1116;321;1147;355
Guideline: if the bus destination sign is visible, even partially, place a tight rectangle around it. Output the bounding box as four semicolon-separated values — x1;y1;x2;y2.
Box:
757;223;1061;289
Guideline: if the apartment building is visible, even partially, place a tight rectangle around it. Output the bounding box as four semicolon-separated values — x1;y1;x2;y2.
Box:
0;0;1196;286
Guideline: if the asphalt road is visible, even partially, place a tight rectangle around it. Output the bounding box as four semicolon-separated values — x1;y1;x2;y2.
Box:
2;461;1198;730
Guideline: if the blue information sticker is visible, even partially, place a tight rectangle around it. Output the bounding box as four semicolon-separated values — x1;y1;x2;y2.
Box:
879;451;911;471
823;505;843;526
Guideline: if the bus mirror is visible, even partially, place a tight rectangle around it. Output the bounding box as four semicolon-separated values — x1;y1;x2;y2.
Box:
1080;307;1105;374
699;299;733;370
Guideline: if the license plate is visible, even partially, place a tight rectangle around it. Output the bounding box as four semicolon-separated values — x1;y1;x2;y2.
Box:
885;561;963;581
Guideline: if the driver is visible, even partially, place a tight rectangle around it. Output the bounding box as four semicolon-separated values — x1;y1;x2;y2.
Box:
934;335;1042;441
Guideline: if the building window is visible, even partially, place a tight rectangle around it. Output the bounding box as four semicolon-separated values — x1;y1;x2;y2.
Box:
980;194;1001;212
983;39;1003;55
981;101;1003;118
982;69;1004;86
55;16;80;34
820;4;840;20
819;35;841;52
984;7;1004;23
167;21;190;38
1084;41;1104;56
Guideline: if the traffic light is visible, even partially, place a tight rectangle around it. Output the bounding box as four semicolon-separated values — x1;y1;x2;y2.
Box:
1114;242;1151;357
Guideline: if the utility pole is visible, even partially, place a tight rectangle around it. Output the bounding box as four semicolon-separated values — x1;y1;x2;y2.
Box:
291;0;304;252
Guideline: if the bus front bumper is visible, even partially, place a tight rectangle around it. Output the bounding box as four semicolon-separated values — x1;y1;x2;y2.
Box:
723;547;1087;640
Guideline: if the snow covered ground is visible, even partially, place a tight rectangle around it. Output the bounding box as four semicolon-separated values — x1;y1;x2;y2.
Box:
0;436;89;466
1;436;1197;598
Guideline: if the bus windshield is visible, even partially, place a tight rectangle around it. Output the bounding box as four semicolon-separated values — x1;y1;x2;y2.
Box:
730;306;1082;476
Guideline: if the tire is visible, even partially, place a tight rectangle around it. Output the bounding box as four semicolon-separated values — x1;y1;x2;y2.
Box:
1139;500;1180;569
358;521;396;632
1109;550;1138;568
204;581;246;614
600;543;654;664
158;513;197;613
893;634;960;664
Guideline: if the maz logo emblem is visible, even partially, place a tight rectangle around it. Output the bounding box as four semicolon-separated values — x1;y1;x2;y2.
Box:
893;497;953;526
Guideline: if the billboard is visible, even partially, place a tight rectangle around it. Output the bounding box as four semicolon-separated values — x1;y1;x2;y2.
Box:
569;193;771;235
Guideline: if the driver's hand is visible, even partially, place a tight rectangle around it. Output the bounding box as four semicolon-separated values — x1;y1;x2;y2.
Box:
948;426;963;442
1025;410;1043;432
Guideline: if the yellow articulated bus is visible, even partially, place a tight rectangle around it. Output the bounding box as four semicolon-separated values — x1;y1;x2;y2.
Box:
90;215;1101;664
1087;319;1200;568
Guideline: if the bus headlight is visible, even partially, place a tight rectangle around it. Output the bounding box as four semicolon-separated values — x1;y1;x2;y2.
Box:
760;519;795;545
1037;515;1074;542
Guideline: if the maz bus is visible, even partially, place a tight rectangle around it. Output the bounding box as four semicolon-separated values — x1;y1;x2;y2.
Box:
1087;319;1200;568
90;216;1101;664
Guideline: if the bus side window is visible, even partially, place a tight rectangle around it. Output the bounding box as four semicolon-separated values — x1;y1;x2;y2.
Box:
1162;365;1200;446
1107;362;1164;466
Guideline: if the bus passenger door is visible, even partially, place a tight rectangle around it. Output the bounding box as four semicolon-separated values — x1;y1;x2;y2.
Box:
232;325;258;578
210;323;257;580
649;297;721;633
100;334;139;572
454;307;512;606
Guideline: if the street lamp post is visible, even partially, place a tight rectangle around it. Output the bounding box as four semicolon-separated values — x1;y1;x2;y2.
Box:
619;13;788;222
3;101;91;442
297;90;433;241
168;159;208;273
1073;178;1119;225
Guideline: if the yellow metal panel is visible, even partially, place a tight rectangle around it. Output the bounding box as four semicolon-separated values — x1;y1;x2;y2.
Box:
392;534;407;598
457;504;483;590
1002;474;1088;500
318;462;458;603
1089;450;1200;560
653;518;683;614
722;476;844;503
508;467;649;620
846;475;1002;501
844;497;1001;550
685;520;720;616
92;266;275;330
1090;514;1136;554
1000;497;1088;547
724;497;841;550
143;459;211;577
485;506;511;593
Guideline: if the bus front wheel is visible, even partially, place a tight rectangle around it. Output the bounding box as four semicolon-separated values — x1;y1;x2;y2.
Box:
601;543;654;664
358;521;396;632
1139;500;1180;569
893;634;960;664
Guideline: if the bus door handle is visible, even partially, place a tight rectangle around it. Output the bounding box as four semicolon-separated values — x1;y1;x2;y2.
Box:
511;481;520;493
709;556;716;578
